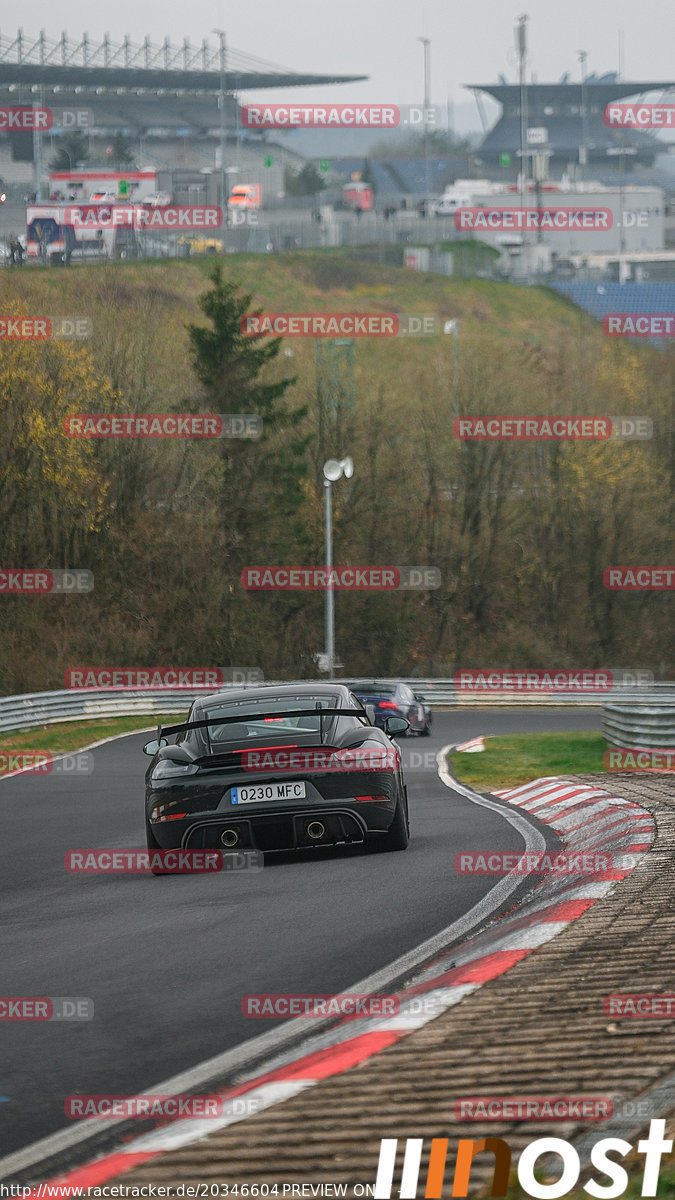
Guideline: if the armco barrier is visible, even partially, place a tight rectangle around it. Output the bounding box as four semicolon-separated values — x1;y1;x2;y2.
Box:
0;680;673;735
0;687;213;735
603;695;675;749
344;680;673;709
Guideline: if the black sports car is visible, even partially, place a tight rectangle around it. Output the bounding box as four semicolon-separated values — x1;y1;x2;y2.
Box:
143;683;410;864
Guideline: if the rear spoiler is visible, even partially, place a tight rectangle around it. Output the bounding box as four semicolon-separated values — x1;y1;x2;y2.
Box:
155;707;368;747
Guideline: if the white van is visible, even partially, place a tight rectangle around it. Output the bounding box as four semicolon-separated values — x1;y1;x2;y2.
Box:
431;190;473;216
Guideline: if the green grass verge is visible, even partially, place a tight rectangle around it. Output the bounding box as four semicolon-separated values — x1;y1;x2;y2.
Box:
450;731;607;791
0;714;186;756
2;724;609;782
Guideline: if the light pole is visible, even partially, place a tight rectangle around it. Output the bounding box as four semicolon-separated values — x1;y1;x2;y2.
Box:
322;456;353;679
212;29;227;207
578;50;588;181
418;38;431;209
444;319;459;416
32;99;44;201
516;15;528;217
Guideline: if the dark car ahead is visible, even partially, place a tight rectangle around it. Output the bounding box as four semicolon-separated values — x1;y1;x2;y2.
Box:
143;683;410;866
346;681;432;737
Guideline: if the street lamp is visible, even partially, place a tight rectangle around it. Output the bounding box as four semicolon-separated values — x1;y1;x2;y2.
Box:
417;38;431;209
212;29;227;207
322;456;353;679
33;98;45;201
516;15;528;217
443;319;459;414
578;50;588;180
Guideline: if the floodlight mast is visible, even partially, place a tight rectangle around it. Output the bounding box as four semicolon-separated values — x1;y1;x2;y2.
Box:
212;29;227;208
516;15;529;227
322;458;353;679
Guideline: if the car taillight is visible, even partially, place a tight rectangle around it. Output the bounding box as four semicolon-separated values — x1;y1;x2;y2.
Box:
330;748;398;771
152;759;198;779
355;794;389;802
378;701;397;709
150;806;188;823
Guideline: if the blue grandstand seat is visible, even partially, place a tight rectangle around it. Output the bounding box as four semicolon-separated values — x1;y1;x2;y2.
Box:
550;282;675;342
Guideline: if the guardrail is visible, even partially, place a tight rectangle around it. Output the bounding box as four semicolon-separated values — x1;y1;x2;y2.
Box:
0;687;212;735
603;695;675;749
408;683;675;709
1;681;674;735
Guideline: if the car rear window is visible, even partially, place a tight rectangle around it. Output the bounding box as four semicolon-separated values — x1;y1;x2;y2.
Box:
203;695;343;745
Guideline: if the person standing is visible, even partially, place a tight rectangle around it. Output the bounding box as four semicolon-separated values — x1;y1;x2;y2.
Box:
7;233;23;265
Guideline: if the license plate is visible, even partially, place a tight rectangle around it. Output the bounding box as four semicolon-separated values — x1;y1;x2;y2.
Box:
231;781;307;805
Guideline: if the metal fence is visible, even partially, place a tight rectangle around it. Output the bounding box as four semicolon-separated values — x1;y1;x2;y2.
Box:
0;687;211;734
1;681;674;735
602;695;675;749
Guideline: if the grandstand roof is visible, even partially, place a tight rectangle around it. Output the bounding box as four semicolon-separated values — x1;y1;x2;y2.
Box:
468;77;675;107
467;76;675;169
0;30;367;93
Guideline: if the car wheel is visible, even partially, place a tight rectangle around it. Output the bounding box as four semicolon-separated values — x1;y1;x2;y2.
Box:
145;818;172;875
421;721;431;736
367;792;409;853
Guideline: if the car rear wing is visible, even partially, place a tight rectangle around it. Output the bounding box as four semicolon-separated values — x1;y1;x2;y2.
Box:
155;707;370;749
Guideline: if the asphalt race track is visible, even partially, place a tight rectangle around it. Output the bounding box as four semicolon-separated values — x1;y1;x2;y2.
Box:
0;707;601;1163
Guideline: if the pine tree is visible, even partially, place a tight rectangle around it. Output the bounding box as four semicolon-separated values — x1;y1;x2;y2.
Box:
186;263;311;566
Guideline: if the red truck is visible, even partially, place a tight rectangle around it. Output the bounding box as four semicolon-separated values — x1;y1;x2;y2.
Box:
341;181;373;212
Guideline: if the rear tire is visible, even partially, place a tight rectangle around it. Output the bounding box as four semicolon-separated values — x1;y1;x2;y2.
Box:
367;791;409;853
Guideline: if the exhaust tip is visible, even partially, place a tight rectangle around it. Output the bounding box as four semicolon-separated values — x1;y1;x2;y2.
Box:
306;820;326;841
220;828;239;847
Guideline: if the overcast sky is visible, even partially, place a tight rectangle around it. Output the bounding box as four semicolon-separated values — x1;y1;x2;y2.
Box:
14;0;675;132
